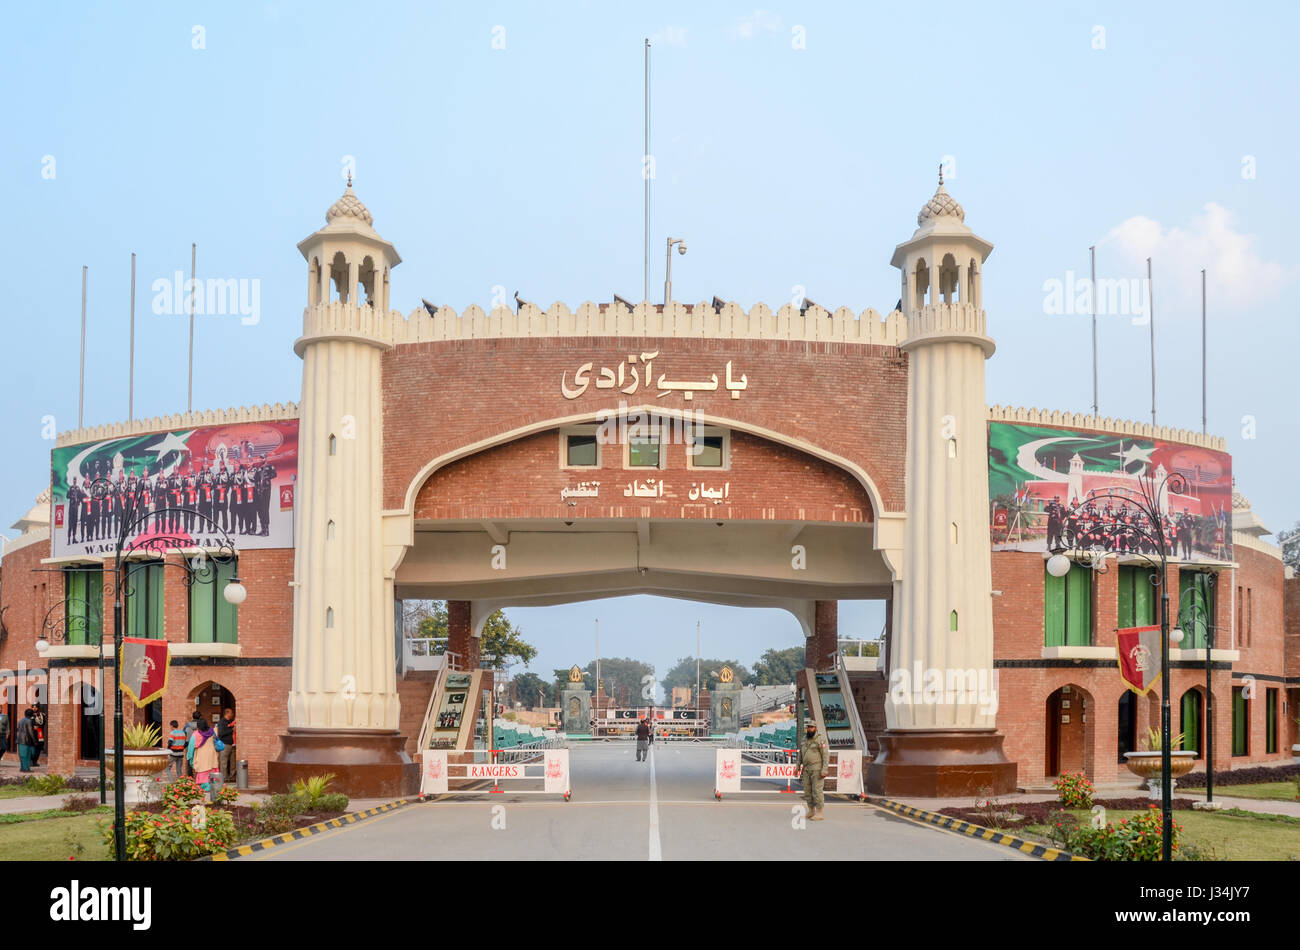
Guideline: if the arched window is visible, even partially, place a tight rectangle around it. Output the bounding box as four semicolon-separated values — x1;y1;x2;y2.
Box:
328;434;337;456
326;607;335;629
949;610;958;632
326;519;335;540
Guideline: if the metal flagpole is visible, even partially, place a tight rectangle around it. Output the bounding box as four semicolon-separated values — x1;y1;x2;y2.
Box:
79;266;87;428
644;38;650;304
595;618;600;718
188;243;196;412
695;620;701;716
1090;245;1098;416
1201;268;1207;434
1147;257;1156;425
129;253;136;422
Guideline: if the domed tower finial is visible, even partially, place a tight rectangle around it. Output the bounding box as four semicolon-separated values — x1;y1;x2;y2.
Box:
347;171;352;188
938;162;943;187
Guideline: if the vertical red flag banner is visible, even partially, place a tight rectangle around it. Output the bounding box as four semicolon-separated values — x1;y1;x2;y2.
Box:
119;637;172;707
1116;625;1162;695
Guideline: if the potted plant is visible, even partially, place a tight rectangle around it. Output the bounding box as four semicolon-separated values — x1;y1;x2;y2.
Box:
1124;727;1198;800
107;723;169;803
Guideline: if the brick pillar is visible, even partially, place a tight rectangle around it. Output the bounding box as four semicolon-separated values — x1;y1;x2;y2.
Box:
447;601;477;670
1093;564;1118;646
808;600;837;670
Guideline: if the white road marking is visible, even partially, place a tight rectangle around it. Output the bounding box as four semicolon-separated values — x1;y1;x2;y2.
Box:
648;744;662;861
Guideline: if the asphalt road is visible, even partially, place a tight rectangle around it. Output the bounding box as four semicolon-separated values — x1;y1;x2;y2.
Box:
251;743;1032;861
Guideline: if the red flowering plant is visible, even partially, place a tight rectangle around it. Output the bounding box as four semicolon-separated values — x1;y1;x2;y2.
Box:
100;776;239;860
1053;770;1094;809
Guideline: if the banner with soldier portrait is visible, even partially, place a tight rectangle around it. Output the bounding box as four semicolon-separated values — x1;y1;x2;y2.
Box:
50;419;298;558
987;422;1232;564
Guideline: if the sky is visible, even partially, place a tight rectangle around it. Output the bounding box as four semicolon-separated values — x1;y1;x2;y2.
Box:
1;2;1295;684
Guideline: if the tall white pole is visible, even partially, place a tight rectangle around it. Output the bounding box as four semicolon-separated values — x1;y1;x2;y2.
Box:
1089;245;1098;417
1201;268;1207;435
128;253;136;422
644;38;650;304
78;266;87;429
1147;257;1156;426
188;242;196;412
595;618;600;714
695;620;700;712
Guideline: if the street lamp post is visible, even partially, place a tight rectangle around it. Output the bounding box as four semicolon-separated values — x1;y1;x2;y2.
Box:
1174;573;1217;805
1046;468;1190;861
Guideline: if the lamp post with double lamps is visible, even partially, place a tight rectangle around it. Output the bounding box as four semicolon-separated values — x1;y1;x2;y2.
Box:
42;473;247;861
36;594;106;803
1046;467;1191;862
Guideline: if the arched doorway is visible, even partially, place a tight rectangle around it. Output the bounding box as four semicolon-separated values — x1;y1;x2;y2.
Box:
1045;684;1094;778
79;683;102;760
1117;690;1137;762
1179;687;1204;757
191;682;237;724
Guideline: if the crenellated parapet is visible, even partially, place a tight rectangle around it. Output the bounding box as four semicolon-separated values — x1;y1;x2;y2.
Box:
986;405;1226;451
297;299;907;348
56;402;300;447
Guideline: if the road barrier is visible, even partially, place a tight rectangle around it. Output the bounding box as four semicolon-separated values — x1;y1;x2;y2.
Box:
419;748;571;801
714;747;863;800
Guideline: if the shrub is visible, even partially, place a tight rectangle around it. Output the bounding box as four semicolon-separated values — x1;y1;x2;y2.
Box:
1054;805;1181;861
1054;770;1095;809
60;794;100;813
103;804;237;860
26;773;69;796
292;773;336;810
312;792;349;814
123;723;162;750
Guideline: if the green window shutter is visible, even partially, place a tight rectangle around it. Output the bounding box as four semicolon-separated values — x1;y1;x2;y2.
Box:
1066;566;1091;646
86;568;102;646
1044;567;1066;647
149;564;164;639
1117;567;1134;629
1180;692;1200;754
65;569;84;646
1232;687;1247;756
1135;570;1154;626
216;559;238;644
190;576;214;643
1266;690;1277;754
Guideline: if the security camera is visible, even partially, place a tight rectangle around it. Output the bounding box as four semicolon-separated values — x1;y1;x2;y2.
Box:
677;242;687;255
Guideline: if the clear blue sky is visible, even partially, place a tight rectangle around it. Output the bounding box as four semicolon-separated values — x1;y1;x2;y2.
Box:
2;3;1294;682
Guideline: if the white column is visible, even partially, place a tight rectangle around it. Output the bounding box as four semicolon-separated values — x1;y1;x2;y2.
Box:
290;329;399;730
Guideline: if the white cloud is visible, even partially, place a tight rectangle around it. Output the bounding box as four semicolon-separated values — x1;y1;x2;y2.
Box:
735;11;784;39
1100;203;1289;312
649;27;687;48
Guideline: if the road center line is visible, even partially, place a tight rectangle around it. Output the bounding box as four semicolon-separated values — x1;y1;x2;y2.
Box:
648;744;662;861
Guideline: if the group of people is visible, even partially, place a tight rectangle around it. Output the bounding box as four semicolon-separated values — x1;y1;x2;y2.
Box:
1043;495;1222;560
64;452;278;545
0;706;46;772
166;707;237;795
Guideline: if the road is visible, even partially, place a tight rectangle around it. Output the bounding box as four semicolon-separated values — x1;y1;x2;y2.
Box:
251;743;1032;861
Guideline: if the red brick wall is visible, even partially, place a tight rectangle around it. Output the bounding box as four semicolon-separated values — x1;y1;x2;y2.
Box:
1;542;293;788
382;337;908;513
414;429;872;524
810;600;838;669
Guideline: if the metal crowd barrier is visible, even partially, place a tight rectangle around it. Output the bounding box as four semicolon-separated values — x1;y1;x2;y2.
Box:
713;747;864;801
419;748;571;801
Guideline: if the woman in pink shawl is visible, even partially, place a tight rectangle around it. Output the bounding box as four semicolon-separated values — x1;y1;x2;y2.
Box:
187;717;222;793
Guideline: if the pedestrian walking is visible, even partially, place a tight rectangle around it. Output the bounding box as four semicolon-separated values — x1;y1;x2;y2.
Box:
30;706;45;766
184;707;201;776
166;720;188;779
215;708;237;782
0;708;8;765
187;717;223;799
16;709;39;772
798;721;828;821
635;718;651;762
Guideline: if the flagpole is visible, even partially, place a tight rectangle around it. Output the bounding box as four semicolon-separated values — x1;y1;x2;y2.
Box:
1147;257;1156;426
78;266;87;429
1090;245;1098;417
1201;268;1207;434
644;37;651;304
128;253;136;422
187;243;196;413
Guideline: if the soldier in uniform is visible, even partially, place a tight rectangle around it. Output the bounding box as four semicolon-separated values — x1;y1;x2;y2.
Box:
1045;496;1065;551
255;453;276;536
214;464;231;533
167;468;183;533
182;466;198;533
234;462;252;535
66;477;82;544
1177;508;1195;560
152;468;169;533
197;463;213;533
798;720;828;821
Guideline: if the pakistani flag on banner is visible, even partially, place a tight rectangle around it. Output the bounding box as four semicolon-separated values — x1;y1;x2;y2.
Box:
119;637;171;707
1116;625;1162;695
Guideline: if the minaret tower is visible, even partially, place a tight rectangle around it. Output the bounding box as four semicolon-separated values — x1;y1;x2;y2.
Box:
268;179;415;795
868;169;1016;795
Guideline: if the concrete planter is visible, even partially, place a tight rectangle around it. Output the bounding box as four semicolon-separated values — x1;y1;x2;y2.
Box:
107;749;171;804
1124;751;1198;801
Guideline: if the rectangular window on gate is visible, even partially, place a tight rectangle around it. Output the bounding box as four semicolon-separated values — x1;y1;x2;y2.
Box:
189;557;239;644
1045;563;1091;647
124;561;165;639
1231;685;1248;756
63;565;103;646
1117;565;1156;629
685;428;729;470
627;431;662;469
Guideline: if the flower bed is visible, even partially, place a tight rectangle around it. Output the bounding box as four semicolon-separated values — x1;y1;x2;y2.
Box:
1175;763;1300;788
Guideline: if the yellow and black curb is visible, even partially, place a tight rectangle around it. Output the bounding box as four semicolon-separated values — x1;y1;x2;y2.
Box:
867;797;1087;861
207;798;417;861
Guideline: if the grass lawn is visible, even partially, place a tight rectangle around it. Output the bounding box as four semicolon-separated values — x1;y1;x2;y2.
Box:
0;808;111;861
1193;781;1300;803
1027;807;1300;860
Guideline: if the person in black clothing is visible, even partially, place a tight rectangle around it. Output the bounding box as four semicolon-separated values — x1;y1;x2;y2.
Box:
66;477;82;544
635;718;651;762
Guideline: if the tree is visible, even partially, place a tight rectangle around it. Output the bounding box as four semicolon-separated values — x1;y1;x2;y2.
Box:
514;672;553;708
548;658;654;706
750;646;805;685
1278;521;1300;573
414;603;536;670
660;656;751;698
